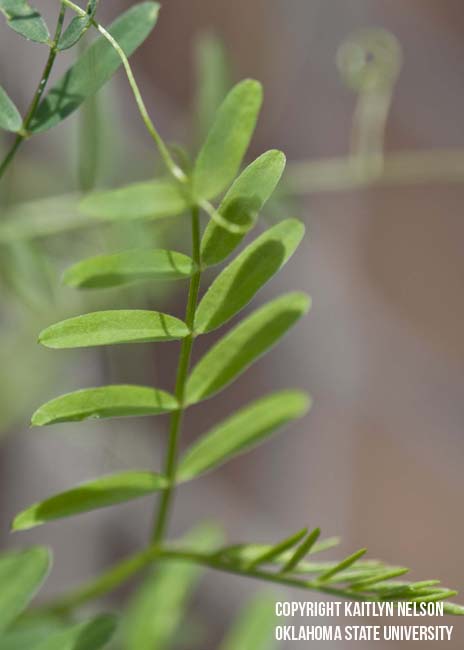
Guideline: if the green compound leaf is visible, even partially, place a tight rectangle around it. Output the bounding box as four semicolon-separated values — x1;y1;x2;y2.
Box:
0;547;51;633
195;219;305;333
0;86;22;132
63;249;197;289
79;178;189;221
39;310;190;349
125;524;223;650
220;594;277;650
179;391;310;481
193;79;263;201
186;292;310;404
34;615;117;650
30;2;160;132
0;0;49;43
201;150;286;267
12;472;168;530
31;385;178;426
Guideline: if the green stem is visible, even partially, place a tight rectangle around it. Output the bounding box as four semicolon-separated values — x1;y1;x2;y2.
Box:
0;6;66;182
36;545;380;615
151;205;201;543
61;0;185;184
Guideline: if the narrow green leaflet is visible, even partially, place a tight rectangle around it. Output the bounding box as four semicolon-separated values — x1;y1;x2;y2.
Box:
280;528;321;574
39;310;190;349
31;385;178;425
34;615;116;650
179;391;310;480
247;529;308;570
201;150;286;266
58;1;98;51
79;178;189;220
12;472;168;530
64;249;196;289
30;2;160;132
316;549;367;583
57;15;92;51
186;292;310;404
0;0;49;43
0;86;22;132
192;79;263;200
195;219;305;333
124;524;223;650
220;595;277;650
0;547;50;633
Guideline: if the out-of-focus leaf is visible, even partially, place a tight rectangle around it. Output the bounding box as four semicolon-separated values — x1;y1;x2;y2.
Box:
193;79;263;201
125;524;223;650
0;620;64;650
178;391;310;480
0;86;22;132
34;614;116;650
220;595;277;650
195;219;305;333
0;547;50;633
0;0;49;43
186;292;310;404
39;310;190;348
30;2;160;132
31;385;178;426
0;241;55;309
201;150;286;266
12;472;168;530
194;32;230;142
64;249;196;288
79;178;188;220
0;195;91;243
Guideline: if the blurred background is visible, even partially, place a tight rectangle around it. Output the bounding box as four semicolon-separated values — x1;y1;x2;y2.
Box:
1;0;464;647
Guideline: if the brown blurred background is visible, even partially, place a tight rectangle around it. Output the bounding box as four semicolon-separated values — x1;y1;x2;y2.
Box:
1;1;464;647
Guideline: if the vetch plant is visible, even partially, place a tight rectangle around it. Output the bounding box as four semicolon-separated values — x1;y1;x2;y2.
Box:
1;1;464;646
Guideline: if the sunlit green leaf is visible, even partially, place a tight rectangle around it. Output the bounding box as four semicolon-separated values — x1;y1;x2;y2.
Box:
58;0;98;52
31;385;178;426
12;472;168;530
201;150;286;266
179;391;310;480
39;310;190;349
443;603;464;616
79;178;188;220
0;547;50;633
220;594;277;650
0;0;49;43
64;249;196;288
30;2;160;132
186;292;310;404
194;32;230;143
196;219;305;333
34;615;116;650
125;524;223;650
0;86;22;132
193;79;263;200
